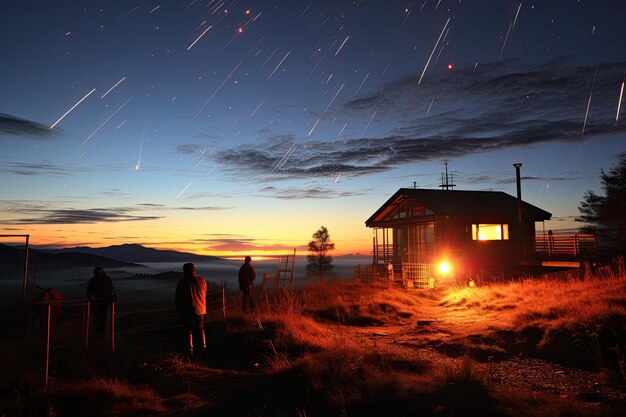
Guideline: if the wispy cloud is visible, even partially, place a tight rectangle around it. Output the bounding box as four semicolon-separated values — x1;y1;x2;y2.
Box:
134;203;232;211
192;237;296;252
0;200;234;225
179;59;626;181
0;113;56;138
0;161;128;176
496;175;585;184
176;144;204;154
259;185;369;199
0;201;162;224
177;206;232;211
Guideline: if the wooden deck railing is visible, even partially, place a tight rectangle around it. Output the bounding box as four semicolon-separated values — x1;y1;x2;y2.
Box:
534;233;596;257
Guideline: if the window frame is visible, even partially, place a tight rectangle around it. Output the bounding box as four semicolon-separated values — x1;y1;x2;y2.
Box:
471;223;509;241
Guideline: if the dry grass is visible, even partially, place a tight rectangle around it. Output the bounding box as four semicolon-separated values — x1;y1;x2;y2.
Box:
46;377;168;416
434;267;626;374
4;265;625;416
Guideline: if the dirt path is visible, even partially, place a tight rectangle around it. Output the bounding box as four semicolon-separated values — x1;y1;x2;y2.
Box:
342;299;626;408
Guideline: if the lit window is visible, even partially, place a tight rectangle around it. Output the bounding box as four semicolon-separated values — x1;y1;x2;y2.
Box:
472;224;509;240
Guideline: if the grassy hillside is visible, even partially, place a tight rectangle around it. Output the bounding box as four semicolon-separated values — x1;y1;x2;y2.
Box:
1;263;625;416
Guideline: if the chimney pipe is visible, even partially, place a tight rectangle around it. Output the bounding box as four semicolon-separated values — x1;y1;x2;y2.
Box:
513;163;523;223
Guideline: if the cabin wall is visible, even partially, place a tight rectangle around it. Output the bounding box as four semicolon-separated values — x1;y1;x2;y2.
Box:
433;219;537;276
373;217;541;278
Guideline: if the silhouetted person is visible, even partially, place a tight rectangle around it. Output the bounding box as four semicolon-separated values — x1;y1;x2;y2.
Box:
238;256;256;313
86;266;116;339
548;229;555;255
175;263;207;359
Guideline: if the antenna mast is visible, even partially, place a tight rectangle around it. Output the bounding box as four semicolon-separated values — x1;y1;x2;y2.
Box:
439;162;456;190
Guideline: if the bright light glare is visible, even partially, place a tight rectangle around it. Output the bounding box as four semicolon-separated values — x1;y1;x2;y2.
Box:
438;261;451;274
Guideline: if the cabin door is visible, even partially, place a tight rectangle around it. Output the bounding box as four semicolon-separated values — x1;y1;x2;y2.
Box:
395;223;435;264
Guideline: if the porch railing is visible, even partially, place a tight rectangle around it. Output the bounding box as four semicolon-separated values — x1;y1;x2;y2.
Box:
534;233;596;257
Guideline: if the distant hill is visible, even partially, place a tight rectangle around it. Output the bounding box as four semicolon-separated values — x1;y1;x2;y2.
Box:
42;243;222;263
125;271;223;289
0;244;140;270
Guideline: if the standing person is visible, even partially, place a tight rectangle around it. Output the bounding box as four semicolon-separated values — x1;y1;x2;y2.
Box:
86;266;117;339
548;229;555;255
238;256;256;313
175;263;207;359
386;260;394;283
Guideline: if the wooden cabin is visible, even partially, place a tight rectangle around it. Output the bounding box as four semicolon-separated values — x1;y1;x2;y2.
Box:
365;188;554;286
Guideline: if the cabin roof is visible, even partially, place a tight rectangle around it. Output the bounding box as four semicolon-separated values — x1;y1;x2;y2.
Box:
365;188;552;227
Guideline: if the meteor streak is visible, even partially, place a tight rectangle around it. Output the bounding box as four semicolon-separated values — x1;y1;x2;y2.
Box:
324;83;344;112
135;134;143;171
50;88;96;129
499;3;522;62
100;77;126;99
511;2;522;29
176;182;192;199
362;111;376;136
418;17;450;85
187;25;213;50
299;4;311;17
616;76;625;125
267;51;291;80
308;118;321;136
426;97;435;116
419;0;429;13
250;100;264;117
195;60;242;118
335;36;349;56
82;96;134;145
259;48;277;70
338;121;348;138
581;65;598;140
355;71;370;96
272;144;297;173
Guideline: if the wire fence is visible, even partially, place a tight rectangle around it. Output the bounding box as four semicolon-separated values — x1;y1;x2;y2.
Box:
27;281;227;390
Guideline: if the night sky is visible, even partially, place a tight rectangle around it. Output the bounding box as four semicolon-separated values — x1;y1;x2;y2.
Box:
1;0;625;256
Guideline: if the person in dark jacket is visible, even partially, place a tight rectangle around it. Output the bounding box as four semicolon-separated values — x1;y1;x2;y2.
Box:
86;266;117;339
238;256;256;313
175;263;207;359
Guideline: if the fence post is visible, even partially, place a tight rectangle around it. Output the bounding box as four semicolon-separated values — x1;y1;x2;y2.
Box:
27;269;38;337
574;234;579;257
22;235;30;306
85;300;90;349
110;302;115;353
44;304;51;390
221;280;226;321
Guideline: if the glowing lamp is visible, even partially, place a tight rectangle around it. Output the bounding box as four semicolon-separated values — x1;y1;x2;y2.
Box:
437;261;451;275
447;64;453;70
